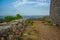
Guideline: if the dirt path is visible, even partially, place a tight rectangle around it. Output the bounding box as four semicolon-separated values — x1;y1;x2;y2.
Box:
23;21;60;40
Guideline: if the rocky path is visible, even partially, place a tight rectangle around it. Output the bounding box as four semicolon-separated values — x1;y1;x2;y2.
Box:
23;21;60;40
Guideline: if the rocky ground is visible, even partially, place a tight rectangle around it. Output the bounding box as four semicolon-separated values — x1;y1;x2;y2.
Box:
22;20;60;40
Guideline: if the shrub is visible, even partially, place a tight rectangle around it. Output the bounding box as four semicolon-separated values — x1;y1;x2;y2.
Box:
16;14;23;19
4;16;16;22
4;14;23;22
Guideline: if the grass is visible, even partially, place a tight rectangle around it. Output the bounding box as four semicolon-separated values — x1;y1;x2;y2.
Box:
26;19;34;26
17;37;23;40
25;26;35;35
44;21;53;26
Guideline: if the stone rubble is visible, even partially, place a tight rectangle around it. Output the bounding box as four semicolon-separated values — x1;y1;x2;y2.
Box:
0;19;27;40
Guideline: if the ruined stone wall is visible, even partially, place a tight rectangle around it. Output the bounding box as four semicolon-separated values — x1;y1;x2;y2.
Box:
50;0;60;25
0;19;27;40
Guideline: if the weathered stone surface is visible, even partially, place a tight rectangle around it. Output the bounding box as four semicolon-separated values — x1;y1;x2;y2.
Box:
50;0;60;25
0;19;27;40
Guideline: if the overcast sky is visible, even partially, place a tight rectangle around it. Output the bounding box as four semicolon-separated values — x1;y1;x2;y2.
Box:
0;0;50;16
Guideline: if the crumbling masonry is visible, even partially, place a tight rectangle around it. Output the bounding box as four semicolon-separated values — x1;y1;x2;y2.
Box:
50;0;60;25
0;19;27;40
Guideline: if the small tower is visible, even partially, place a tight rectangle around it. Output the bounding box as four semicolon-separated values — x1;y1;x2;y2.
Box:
50;0;60;25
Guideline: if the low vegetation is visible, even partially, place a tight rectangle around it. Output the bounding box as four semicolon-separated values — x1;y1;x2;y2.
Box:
4;16;16;22
41;16;60;26
39;16;53;26
26;19;34;26
17;36;23;40
44;20;53;26
0;14;23;23
16;14;23;19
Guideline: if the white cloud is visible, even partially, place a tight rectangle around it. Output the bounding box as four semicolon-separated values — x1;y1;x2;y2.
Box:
23;0;28;2
12;0;49;7
36;2;49;6
13;1;22;7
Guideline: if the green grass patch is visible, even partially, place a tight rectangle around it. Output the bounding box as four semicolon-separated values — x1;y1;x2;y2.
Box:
17;36;23;40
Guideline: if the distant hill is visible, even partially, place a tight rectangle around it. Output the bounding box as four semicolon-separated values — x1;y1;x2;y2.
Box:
0;15;48;18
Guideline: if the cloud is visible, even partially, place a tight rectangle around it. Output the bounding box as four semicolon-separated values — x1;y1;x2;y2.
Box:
36;2;49;7
13;1;22;7
23;0;28;2
12;0;49;7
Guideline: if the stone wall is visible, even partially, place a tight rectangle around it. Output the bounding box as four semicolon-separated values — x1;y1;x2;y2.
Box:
50;0;60;25
0;19;27;40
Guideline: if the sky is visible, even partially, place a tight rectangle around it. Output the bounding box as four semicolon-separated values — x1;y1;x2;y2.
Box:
0;0;50;16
